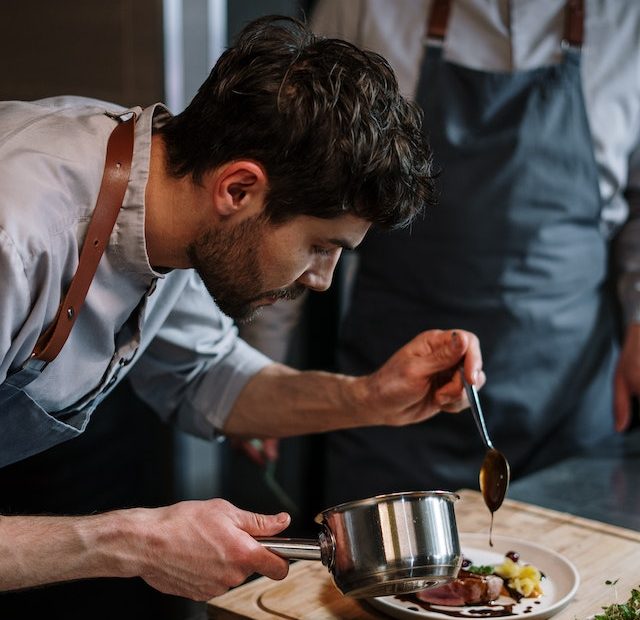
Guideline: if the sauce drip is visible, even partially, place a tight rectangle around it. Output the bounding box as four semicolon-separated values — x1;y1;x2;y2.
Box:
479;448;510;546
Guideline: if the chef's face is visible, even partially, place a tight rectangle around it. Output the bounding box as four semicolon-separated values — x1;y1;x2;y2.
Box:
188;212;370;322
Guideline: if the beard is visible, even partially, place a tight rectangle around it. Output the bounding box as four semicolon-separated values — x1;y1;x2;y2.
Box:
186;213;306;322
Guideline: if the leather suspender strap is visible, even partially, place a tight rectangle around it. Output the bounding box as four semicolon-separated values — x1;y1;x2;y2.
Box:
427;1;584;49
427;0;452;41
563;0;585;48
30;115;135;366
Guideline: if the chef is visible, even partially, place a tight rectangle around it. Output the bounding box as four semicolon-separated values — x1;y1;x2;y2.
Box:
0;16;483;600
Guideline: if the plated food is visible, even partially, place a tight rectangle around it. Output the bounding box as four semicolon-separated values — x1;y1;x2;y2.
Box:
412;549;543;609
368;533;579;620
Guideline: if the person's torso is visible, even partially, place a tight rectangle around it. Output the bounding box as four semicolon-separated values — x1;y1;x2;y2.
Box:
325;0;619;495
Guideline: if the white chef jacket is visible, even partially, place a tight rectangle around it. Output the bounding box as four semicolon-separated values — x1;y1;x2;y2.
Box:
0;97;271;438
312;0;640;324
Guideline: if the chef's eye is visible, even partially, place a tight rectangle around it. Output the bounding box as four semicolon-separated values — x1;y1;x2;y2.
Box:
313;245;333;256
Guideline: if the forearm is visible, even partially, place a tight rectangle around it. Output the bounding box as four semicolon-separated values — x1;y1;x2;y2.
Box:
223;363;369;437
0;510;144;591
223;329;485;438
0;499;292;601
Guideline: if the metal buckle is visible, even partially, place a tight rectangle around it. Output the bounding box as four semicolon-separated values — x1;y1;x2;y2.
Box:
422;35;445;48
560;38;581;53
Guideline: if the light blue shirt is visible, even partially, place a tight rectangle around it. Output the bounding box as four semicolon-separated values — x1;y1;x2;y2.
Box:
0;97;272;439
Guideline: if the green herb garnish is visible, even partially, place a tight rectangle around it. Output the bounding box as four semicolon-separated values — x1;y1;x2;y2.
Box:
594;586;640;620
467;565;495;576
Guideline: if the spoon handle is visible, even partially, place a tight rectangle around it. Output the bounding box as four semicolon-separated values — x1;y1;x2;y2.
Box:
459;368;494;450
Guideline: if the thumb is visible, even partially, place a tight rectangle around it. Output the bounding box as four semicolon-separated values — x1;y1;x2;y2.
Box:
235;509;291;537
424;330;466;370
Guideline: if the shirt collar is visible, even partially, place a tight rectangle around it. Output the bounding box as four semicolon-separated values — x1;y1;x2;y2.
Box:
111;103;173;284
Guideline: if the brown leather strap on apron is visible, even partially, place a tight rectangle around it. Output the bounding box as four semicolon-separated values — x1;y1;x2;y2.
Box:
30;115;135;365
427;0;584;48
563;0;584;48
426;0;452;41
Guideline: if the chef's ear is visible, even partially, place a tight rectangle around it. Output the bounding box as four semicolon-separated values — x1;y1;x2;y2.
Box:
212;160;268;217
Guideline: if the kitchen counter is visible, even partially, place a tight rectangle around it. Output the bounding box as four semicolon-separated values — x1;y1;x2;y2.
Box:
509;427;640;531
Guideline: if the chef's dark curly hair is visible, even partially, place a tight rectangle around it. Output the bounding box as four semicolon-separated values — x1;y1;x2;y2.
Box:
159;15;435;228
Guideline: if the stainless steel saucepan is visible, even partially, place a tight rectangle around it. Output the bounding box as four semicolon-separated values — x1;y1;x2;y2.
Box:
258;490;462;598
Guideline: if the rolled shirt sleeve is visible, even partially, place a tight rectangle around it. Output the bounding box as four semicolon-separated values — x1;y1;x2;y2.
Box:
127;270;272;438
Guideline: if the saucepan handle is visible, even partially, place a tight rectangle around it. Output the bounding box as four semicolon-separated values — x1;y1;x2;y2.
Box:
257;537;322;561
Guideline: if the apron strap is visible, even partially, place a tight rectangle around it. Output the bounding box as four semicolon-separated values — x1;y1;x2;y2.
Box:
426;0;584;49
563;0;585;49
426;0;452;41
28;115;135;368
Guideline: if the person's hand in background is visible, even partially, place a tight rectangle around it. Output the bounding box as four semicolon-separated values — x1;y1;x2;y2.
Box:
231;437;280;467
614;323;640;432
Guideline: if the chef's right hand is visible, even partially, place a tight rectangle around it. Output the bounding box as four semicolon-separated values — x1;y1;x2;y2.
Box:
130;499;290;600
359;329;484;426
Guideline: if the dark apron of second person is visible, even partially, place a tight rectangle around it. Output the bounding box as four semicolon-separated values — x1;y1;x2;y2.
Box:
324;1;618;505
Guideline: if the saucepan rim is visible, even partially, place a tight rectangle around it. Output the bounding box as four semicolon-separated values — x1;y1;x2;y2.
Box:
314;489;460;523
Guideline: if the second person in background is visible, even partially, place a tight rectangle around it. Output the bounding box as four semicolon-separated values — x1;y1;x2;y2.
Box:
309;0;640;503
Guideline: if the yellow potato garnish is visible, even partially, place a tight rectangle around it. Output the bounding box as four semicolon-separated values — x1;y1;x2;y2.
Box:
495;558;520;579
495;558;543;598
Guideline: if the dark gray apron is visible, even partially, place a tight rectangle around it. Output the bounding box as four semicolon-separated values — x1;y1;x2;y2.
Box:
324;8;618;504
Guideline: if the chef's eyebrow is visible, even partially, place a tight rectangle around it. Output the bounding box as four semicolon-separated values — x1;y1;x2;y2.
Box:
328;238;357;251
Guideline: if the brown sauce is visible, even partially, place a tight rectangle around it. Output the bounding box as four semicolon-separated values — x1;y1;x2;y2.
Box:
397;594;518;618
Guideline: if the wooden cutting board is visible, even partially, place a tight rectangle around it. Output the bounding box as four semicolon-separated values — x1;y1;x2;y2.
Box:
207;489;640;619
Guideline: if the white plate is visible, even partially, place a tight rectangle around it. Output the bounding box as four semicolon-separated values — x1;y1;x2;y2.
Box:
368;533;580;620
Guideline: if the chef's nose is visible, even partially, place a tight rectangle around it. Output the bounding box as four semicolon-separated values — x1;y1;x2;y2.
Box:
298;251;341;292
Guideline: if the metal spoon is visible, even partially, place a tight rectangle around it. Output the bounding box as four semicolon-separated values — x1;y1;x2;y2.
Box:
459;368;510;514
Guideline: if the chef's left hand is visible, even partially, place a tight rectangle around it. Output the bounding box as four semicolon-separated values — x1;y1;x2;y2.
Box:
360;329;484;426
614;323;640;432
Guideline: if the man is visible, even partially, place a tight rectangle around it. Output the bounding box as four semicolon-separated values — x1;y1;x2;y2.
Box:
0;16;483;600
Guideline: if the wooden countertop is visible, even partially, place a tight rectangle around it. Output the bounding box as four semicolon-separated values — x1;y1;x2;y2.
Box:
207;489;640;619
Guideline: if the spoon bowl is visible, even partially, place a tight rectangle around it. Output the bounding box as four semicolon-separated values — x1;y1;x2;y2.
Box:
479;447;510;513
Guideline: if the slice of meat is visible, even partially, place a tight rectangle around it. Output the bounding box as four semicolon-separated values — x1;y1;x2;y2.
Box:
416;571;503;606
